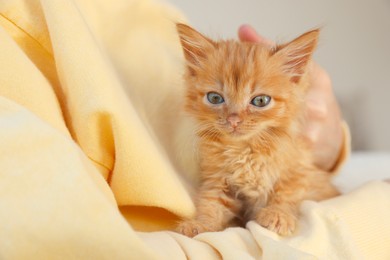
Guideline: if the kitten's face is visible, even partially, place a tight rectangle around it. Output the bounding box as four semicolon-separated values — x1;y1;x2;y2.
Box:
183;46;295;140
177;24;318;141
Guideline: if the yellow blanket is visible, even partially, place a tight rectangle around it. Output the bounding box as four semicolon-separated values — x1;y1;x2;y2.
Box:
0;0;389;258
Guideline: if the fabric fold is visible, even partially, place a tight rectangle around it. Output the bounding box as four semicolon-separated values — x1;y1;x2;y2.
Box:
0;0;389;259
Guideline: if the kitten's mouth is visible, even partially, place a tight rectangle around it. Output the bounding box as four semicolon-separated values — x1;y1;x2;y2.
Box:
226;126;255;139
228;127;244;136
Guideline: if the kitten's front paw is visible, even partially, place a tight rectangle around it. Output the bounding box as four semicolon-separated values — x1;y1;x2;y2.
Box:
256;206;297;236
176;220;208;238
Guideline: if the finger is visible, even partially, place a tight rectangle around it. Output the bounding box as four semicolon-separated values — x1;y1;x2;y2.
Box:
238;24;274;46
238;24;262;42
304;123;321;146
305;97;327;120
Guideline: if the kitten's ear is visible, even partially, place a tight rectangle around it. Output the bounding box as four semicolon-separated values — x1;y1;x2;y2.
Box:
176;23;216;75
273;29;319;83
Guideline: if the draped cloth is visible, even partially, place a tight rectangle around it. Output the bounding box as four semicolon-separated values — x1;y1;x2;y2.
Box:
0;0;389;258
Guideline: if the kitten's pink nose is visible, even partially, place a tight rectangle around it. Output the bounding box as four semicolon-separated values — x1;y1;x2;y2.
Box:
227;114;241;128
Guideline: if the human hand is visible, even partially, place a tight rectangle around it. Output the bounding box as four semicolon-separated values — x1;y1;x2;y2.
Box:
238;25;344;171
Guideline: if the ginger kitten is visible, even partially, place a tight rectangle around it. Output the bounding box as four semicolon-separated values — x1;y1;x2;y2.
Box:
176;24;339;237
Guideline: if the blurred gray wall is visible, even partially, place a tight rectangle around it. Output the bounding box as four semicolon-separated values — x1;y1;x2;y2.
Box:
167;0;390;151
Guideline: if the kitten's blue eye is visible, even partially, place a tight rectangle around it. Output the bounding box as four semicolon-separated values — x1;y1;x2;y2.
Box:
206;92;224;104
251;95;271;107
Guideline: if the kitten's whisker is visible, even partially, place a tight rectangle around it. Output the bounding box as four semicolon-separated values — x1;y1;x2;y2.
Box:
196;125;221;141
